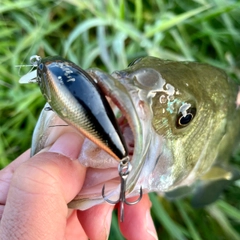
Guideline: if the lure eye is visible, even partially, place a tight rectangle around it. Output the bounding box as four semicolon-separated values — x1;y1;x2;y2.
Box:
176;108;196;128
128;57;142;67
38;63;44;71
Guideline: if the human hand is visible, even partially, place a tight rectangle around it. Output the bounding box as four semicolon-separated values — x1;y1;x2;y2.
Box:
0;132;157;240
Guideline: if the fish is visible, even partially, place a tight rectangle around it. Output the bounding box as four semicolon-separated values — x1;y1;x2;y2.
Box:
20;56;240;210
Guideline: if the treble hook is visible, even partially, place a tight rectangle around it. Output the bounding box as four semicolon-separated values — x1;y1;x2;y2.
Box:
102;157;143;222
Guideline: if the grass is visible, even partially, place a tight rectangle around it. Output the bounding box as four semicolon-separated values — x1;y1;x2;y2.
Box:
1;0;240;239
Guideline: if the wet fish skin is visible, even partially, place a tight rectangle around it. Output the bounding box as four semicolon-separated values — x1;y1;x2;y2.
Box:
36;56;128;160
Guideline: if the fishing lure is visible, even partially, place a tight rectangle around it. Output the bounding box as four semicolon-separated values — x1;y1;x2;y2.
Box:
19;55;142;221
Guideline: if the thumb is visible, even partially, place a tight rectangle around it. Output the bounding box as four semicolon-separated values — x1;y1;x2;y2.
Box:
0;132;86;240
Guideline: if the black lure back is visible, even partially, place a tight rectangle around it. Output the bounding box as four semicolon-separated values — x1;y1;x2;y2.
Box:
37;56;128;160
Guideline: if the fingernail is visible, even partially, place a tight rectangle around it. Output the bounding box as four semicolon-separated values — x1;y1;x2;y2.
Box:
49;132;84;159
146;210;158;240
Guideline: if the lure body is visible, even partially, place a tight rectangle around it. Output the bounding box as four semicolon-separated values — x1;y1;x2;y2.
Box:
36;56;128;160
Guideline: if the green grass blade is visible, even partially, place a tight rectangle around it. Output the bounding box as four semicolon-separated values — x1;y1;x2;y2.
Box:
149;193;187;240
206;204;240;240
145;4;212;37
175;200;201;240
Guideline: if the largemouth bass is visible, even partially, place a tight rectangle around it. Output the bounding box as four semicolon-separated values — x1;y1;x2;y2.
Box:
20;56;240;209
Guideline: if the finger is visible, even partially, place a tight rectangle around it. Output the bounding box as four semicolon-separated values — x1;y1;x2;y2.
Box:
119;194;158;240
77;203;114;240
0;149;31;217
0;132;87;240
65;210;88;240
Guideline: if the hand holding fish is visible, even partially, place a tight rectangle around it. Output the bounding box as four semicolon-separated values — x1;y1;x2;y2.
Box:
2;54;239;240
0;132;157;240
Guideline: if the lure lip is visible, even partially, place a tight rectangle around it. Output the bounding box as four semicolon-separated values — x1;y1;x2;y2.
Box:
19;70;38;84
19;55;42;84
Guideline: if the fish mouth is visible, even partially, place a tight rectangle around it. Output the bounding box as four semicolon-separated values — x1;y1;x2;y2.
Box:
118;115;135;155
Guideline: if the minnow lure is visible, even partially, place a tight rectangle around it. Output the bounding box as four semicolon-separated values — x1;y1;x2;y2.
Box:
19;55;142;221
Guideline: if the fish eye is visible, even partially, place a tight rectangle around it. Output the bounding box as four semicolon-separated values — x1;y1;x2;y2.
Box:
128;57;142;67
176;108;196;128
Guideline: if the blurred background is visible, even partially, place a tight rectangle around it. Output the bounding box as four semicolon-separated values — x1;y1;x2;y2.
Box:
0;0;240;239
